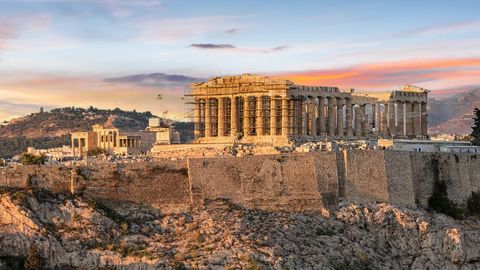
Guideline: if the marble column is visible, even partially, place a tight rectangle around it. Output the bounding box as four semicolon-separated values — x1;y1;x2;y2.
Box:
318;97;326;135
361;104;368;136
354;106;362;137
270;96;277;136
292;98;298;135
281;97;289;136
243;97;250;136
327;97;335;137
405;101;414;136
388;101;395;138
71;139;76;158
218;98;224;137
309;96;316;136
256;96;263;136
230;97;238;136
421;102;428;136
371;103;377;131
413;102;421;136
381;104;388;137
301;97;308;135
396;101;405;137
78;138;83;157
336;97;344;137
345;98;353;137
194;98;201;138
205;98;211;137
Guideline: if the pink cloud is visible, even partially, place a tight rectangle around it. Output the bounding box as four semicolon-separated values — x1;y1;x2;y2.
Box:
0;14;51;50
274;57;480;92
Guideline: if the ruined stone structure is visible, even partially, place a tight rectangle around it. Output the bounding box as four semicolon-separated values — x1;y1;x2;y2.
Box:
70;124;156;157
190;74;429;145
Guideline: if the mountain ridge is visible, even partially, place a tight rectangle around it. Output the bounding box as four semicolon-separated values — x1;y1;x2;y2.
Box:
428;88;480;135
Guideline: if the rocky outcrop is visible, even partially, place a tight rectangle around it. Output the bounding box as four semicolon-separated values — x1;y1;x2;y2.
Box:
1;189;479;269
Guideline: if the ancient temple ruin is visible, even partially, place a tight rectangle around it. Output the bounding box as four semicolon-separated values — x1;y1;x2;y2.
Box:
190;74;428;145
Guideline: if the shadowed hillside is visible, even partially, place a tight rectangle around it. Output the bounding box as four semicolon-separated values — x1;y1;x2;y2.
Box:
429;88;480;135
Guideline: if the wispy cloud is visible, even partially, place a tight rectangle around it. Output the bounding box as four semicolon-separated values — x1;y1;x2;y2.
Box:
14;0;163;18
190;43;289;54
225;28;238;34
134;16;246;43
0;14;51;50
415;20;480;35
190;43;236;50
103;72;203;88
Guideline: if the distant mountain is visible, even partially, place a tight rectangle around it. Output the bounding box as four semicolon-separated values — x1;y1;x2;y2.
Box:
428;88;480;135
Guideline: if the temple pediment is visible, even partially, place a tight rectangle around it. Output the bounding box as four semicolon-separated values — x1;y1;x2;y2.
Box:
192;73;292;88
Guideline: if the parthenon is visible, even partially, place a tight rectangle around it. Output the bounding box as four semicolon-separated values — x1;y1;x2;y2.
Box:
190;74;428;145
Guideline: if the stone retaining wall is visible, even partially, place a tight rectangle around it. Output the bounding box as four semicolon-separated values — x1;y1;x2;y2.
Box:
1;151;480;212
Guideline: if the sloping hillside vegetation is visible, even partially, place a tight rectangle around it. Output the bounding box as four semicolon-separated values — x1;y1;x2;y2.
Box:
0;107;193;158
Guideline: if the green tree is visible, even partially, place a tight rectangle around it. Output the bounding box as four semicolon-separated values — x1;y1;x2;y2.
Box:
20;152;47;165
472;108;480;146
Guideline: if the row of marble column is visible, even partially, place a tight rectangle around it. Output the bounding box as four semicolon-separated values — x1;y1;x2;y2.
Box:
118;138;140;148
71;138;85;157
194;96;427;138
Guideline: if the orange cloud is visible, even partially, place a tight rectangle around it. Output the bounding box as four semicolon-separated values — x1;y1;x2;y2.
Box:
274;57;480;91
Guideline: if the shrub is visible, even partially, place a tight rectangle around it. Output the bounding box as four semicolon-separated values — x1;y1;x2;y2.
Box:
24;242;44;270
246;256;263;270
87;147;106;156
467;191;480;215
0;256;26;270
75;166;90;180
428;180;464;220
20;152;46;165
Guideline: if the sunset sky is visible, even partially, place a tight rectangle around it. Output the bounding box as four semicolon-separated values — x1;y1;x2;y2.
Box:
1;0;480;121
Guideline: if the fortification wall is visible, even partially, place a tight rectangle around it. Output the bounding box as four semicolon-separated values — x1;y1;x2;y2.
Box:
188;153;338;212
0;165;71;192
1;150;479;212
384;151;416;207
342;150;390;203
80;161;190;207
0;161;191;208
410;153;480;207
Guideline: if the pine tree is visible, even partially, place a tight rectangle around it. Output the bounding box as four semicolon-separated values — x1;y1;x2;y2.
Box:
472;108;480;146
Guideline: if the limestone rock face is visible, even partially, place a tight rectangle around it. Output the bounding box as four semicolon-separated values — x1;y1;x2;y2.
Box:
1;190;479;269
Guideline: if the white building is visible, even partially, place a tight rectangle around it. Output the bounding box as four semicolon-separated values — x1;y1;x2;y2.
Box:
146;118;181;145
378;139;478;152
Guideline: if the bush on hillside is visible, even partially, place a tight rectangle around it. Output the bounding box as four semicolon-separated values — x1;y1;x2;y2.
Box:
19;152;46;165
467;191;480;215
428;180;464;220
87;147;106;156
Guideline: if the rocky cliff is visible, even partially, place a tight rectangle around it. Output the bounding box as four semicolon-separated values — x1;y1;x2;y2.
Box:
1;189;479;270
